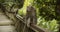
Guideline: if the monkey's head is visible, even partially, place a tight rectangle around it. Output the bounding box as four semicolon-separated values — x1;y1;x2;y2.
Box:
27;5;35;12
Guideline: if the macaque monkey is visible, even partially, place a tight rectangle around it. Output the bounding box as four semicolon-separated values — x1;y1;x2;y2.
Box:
26;5;37;27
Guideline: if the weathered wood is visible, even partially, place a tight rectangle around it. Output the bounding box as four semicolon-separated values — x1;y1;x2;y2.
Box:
0;26;16;32
0;10;16;32
0;1;25;32
0;10;14;26
16;14;51;32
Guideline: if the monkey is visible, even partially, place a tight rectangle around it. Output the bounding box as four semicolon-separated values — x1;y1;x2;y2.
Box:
26;5;37;27
22;5;37;32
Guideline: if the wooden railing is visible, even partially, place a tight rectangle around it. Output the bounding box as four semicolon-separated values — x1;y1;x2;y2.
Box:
16;14;51;32
0;3;51;32
15;6;51;32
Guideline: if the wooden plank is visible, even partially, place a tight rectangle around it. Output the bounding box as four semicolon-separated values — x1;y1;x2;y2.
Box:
0;11;13;25
30;24;50;32
0;26;16;32
0;10;16;32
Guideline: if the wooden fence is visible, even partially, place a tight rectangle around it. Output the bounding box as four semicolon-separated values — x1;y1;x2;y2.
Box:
0;3;51;32
15;6;51;32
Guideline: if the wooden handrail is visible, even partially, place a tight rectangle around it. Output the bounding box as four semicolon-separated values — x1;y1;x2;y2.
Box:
1;3;51;32
16;14;51;32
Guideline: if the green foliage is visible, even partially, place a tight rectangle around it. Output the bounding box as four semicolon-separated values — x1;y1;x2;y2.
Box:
33;0;58;32
0;0;58;32
0;0;24;11
33;0;57;20
37;17;58;32
18;0;34;16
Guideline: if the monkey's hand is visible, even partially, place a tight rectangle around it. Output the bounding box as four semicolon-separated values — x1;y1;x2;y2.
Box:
26;18;30;27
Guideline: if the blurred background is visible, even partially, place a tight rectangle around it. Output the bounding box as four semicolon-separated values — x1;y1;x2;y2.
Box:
0;0;59;32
